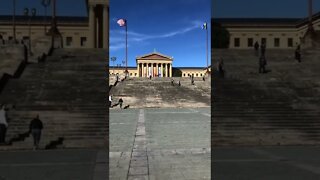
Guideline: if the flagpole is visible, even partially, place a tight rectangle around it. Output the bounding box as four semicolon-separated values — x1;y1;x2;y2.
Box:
125;20;128;76
206;23;209;73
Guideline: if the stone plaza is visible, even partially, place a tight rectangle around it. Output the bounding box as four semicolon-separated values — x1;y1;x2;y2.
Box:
110;108;210;180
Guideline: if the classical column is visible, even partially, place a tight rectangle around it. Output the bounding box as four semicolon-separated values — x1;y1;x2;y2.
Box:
151;63;153;77
103;4;109;49
164;63;167;77
156;63;158;77
142;63;144;77
146;63;148;77
89;4;95;48
162;63;164;77
137;63;140;77
169;63;172;77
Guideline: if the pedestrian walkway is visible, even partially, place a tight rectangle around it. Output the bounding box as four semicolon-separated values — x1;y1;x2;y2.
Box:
213;146;320;180
109;108;210;180
0;149;107;180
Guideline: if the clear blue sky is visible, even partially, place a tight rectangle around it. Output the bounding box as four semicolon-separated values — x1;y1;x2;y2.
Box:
0;0;87;16
110;0;211;68
213;0;320;18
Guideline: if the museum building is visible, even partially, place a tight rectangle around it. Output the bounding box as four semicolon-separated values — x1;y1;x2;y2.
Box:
213;11;320;49
109;51;209;78
0;0;109;49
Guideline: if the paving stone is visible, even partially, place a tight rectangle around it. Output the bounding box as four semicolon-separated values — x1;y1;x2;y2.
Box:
110;108;210;179
129;166;148;176
127;175;148;180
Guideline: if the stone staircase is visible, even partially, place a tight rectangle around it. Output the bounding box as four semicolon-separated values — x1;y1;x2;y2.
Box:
212;49;320;146
0;48;108;150
110;77;210;108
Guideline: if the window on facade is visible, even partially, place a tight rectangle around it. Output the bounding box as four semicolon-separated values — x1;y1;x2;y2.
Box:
288;38;293;47
130;73;132;76
80;37;87;47
135;73;137;76
66;37;73;46
247;38;253;47
196;74;198;77
274;38;280;47
183;73;185;77
200;73;202;76
234;38;240;47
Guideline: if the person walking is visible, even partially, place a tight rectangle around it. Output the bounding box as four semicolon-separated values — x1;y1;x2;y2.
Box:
191;74;194;85
217;58;225;78
259;55;267;73
254;41;259;55
118;98;123;109
29;114;43;149
109;95;113;107
260;41;266;56
0;105;8;144
295;45;301;63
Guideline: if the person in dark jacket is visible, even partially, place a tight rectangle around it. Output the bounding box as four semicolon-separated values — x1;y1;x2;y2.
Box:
295;45;301;63
260;42;266;56
259;55;267;73
118;98;123;109
29;114;43;149
254;41;259;56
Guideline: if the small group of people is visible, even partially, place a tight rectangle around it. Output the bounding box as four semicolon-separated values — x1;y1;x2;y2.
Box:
254;41;266;57
0;104;43;149
171;79;181;86
109;95;124;109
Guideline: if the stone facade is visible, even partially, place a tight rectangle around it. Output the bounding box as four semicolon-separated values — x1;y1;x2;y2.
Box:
109;52;208;78
0;0;109;49
213;12;320;49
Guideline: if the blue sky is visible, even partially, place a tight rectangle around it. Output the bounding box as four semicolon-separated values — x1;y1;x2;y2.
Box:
213;0;320;18
0;0;86;16
110;0;211;67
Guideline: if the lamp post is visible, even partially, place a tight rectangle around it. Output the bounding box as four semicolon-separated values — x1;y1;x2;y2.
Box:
111;57;116;74
41;0;51;35
24;8;36;56
12;0;16;43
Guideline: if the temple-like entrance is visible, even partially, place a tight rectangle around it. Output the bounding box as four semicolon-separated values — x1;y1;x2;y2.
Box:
136;52;173;77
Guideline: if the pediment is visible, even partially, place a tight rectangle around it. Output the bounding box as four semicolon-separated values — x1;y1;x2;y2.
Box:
137;52;173;60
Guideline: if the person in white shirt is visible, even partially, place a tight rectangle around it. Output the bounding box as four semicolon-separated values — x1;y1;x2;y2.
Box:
109;95;112;107
0;105;8;144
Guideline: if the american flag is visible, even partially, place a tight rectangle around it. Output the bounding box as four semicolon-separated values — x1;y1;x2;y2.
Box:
117;19;126;27
202;22;207;30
